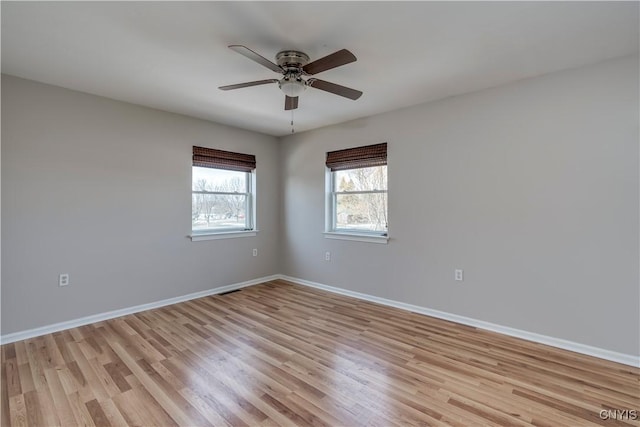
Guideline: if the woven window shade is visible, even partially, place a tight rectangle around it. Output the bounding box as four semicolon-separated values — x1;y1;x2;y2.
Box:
326;143;387;171
193;146;256;172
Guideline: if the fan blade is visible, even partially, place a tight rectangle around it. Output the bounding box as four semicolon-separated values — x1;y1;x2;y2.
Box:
303;49;357;75
229;45;283;73
308;79;362;100
284;96;299;110
219;79;279;91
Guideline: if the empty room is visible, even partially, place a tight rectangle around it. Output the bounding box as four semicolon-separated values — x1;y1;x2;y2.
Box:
1;2;639;426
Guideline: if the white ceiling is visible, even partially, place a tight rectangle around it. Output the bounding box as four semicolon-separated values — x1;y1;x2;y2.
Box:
2;2;638;137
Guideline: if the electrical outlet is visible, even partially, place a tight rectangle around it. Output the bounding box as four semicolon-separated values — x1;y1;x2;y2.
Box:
325;251;331;261
455;269;464;281
59;273;70;287
252;248;258;257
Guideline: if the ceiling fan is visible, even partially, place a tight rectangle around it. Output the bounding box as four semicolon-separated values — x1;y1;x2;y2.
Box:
219;45;363;110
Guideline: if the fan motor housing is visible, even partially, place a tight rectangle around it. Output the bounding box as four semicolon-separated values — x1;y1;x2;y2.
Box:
276;50;310;70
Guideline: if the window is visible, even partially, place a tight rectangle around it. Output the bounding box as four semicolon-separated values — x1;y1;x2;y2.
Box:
326;143;388;240
191;146;255;237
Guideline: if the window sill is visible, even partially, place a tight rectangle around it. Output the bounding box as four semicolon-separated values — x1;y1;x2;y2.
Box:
323;232;389;244
190;230;257;241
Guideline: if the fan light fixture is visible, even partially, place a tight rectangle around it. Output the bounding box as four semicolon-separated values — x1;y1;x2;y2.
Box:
279;78;306;97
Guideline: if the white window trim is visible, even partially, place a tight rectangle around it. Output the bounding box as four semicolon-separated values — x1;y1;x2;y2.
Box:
325;168;389;243
191;170;257;239
323;231;388;244
190;230;258;241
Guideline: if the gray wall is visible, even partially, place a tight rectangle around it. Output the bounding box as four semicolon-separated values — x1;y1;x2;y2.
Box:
280;56;640;356
3;56;639;357
1;75;280;334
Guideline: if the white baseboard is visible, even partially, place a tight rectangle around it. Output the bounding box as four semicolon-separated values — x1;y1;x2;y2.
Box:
279;275;640;368
3;273;638;368
0;274;281;345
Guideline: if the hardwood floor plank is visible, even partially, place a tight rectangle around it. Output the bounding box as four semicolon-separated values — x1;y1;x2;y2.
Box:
111;389;152;427
111;341;208;427
97;398;129;427
177;386;234;427
23;390;45;427
8;395;27;427
43;335;66;368
53;332;76;365
2;280;638;426
24;339;48;391
43;368;80;427
5;358;22;398
36;387;62;427
180;350;269;424
2;344;16;362
103;362;132;394
85;399;111;427
1;357;12;427
260;393;313;426
162;354;254;427
56;366;79;396
87;357;123;398
66;342;109;402
13;342;28;366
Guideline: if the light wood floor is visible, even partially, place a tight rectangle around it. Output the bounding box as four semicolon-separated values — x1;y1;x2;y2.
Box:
2;279;639;426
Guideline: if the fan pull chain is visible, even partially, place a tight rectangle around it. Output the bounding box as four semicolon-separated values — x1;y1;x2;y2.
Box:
291;109;295;133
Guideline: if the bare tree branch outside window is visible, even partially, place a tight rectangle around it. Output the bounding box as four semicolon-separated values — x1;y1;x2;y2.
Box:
334;166;387;232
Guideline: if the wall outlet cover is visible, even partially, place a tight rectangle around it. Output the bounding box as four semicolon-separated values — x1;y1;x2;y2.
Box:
59;274;70;287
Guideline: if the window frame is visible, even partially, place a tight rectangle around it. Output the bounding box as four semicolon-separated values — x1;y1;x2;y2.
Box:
325;164;389;243
190;144;258;242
